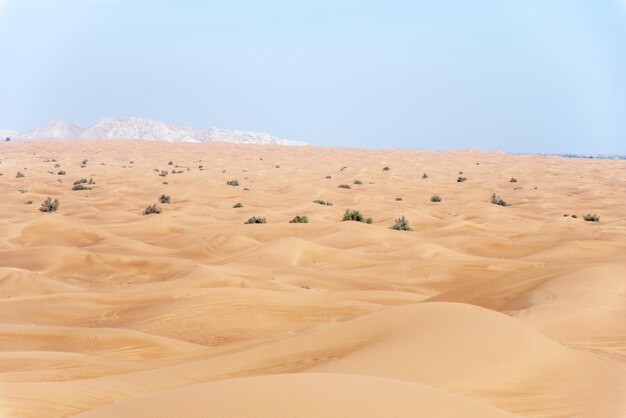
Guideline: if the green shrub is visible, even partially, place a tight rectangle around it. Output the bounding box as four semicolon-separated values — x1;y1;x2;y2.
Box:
143;204;162;215
490;193;510;206
245;216;266;224
15;171;25;178
233;202;244;208
227;179;239;186
338;184;352;189
159;194;171;204
342;209;373;224
583;213;600;222
313;199;333;206
72;183;91;191
289;215;309;223
431;195;442;202
39;197;59;212
390;215;412;231
353;179;362;185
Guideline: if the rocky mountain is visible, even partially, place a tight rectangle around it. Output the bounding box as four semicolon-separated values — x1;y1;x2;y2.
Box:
3;117;305;146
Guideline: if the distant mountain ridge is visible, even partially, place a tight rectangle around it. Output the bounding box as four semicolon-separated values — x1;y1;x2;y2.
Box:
3;117;306;146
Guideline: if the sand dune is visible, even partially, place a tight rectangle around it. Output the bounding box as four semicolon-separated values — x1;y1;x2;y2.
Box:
0;140;624;417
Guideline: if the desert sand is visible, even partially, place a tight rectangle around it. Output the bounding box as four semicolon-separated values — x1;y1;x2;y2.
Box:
0;140;624;417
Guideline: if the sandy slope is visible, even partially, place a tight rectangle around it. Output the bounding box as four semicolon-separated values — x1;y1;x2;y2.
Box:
0;140;624;417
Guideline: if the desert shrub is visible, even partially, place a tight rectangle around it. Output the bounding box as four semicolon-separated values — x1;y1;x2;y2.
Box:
39;197;59;212
572;214;578;218
159;194;171;204
325;175;332;179
289;215;309;223
353;179;362;185
313;199;333;206
422;173;428;179
72;183;91;191
583;213;600;222
168;161;173;166
490;193;510;206
143;204;161;215
395;197;402;201
54;163;60;168
227;179;239;186
198;165;204;170
159;170;168;177
338;184;351;189
233;202;244;208
25;200;33;205
383;166;390;171
243;187;250;191
82;159;88;165
457;176;467;183
58;170;66;175
342;209;373;224
15;171;25;178
390;215;412;231
275;165;280;168
431;195;442;202
510;177;518;183
245;216;266;224
340;166;347;171
18;189;28;194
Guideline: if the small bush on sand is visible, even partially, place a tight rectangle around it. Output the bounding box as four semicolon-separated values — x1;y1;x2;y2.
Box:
422;173;428;179
245;216;266;224
383;166;390;171
510;177;518;183
338;184;351;189
16;171;25;178
159;170;168;177
289;215;309;223
457;176;467;183
583;213;600;222
227;179;239;186
353;179;362;185
342;209;373;224
25;200;33;205
325;175;332;179
40;197;59;212
143;204;162;215
490;193;510;206
233;202;244;208
431;195;442;202
390;215;412;231
58;170;66;175
313;199;333;206
395;197;402;201
159;194;171;204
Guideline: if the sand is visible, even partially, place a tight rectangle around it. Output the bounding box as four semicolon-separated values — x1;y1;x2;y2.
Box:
0;140;624;417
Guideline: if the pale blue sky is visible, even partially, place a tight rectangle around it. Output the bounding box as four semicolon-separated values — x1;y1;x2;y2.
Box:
0;0;625;153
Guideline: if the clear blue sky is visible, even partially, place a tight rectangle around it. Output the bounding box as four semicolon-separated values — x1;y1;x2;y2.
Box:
0;0;625;154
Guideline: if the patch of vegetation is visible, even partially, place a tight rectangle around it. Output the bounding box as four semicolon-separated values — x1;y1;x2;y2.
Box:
422;173;428;179
58;170;66;175
431;195;442;202
245;216;266;224
340;166;347;171
457;176;467;183
313;199;333;206
338;184;352;189
353;179;362;185
325;175;332;179
342;209;373;224
390;215;412;231
572;214;578;218
490;193;510;206
583;213;600;222
243;187;250;191
382;166;390;171
233;202;244;208
143;204;162;215
168;161;173;166
289;215;309;223
72;183;91;191
15;171;25;178
395;197;402;201
18;189;28;194
159;170;168;177
159;194;171;204
25;200;33;205
39;197;59;212
226;179;239;186
510;177;518;183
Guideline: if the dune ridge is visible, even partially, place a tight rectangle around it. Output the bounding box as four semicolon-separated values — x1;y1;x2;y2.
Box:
0;140;624;417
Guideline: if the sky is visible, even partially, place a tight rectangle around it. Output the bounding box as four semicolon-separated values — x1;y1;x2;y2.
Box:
0;0;625;154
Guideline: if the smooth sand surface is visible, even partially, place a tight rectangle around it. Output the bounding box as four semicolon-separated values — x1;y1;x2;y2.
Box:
0;140;624;417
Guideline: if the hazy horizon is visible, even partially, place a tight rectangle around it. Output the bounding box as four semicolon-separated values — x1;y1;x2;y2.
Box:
1;0;625;154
